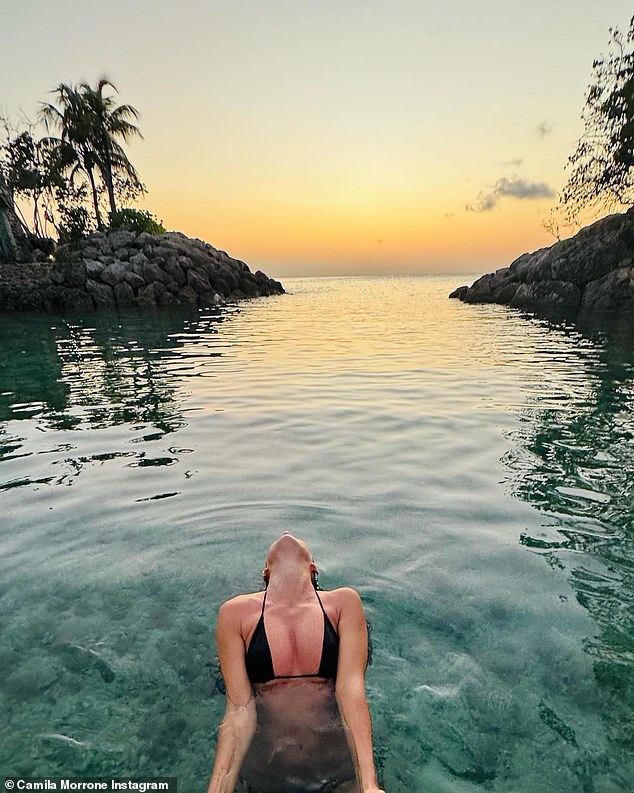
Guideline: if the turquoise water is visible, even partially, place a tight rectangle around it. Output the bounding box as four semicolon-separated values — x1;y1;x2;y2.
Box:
0;276;632;792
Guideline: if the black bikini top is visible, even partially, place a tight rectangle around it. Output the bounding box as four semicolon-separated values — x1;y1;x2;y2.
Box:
245;588;339;684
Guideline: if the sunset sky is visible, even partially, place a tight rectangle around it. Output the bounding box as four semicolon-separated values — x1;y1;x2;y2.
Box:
1;0;632;277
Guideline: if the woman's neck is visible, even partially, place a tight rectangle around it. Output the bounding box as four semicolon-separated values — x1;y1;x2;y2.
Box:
266;567;315;602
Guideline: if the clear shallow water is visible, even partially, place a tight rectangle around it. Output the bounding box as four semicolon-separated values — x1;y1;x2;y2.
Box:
0;275;632;792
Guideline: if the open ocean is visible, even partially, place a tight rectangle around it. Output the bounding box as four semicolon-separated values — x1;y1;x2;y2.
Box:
1;275;632;792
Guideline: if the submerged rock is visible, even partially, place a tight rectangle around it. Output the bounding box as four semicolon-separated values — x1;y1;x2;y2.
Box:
450;208;634;317
0;229;284;312
56;642;115;682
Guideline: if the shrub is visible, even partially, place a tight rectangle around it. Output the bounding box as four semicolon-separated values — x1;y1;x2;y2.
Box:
109;208;165;235
57;206;90;245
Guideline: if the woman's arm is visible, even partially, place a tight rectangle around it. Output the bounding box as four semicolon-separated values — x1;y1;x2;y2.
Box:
335;588;385;793
206;598;257;793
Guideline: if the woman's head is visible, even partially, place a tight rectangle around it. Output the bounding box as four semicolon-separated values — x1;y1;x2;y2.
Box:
263;532;318;586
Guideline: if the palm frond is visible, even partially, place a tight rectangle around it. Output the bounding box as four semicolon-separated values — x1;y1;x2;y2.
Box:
96;77;118;95
39;102;64;133
110;104;140;122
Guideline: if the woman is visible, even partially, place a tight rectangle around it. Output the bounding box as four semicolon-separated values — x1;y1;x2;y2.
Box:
206;532;385;793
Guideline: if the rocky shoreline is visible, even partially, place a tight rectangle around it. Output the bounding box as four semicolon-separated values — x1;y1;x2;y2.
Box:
0;229;284;312
450;208;634;316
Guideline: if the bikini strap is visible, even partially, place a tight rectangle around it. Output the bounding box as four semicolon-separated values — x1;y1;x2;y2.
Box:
314;588;327;615
261;588;268;615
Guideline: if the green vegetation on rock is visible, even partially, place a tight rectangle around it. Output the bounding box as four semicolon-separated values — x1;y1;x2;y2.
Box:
109;208;165;236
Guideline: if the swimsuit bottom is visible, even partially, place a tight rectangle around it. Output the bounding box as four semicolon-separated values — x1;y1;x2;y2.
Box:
244;777;357;793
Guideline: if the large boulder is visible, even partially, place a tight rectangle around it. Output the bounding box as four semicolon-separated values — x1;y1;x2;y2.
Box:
582;266;634;311
86;278;115;306
100;262;129;286
163;257;187;286
450;208;634;317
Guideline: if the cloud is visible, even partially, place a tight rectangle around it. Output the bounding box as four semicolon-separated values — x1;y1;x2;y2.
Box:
502;157;524;167
466;176;556;212
536;120;554;137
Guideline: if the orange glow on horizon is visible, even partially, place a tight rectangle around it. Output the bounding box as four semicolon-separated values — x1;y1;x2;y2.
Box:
147;188;559;277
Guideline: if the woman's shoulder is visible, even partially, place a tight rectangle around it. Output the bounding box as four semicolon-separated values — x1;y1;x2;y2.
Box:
319;587;364;613
323;586;361;599
218;591;264;621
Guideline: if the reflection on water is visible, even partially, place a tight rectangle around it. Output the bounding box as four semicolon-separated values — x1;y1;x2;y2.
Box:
0;278;632;792
507;313;634;789
0;307;233;495
0;307;231;430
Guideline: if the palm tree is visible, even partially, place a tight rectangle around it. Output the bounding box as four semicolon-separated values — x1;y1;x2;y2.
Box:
79;78;143;217
41;82;104;227
40;78;142;229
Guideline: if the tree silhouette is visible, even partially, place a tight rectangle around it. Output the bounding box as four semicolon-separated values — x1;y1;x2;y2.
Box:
40;79;142;228
562;16;634;219
78;78;143;217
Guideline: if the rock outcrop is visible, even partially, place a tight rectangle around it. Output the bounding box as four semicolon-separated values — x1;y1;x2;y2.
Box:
0;229;284;312
450;208;634;316
0;172;35;264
